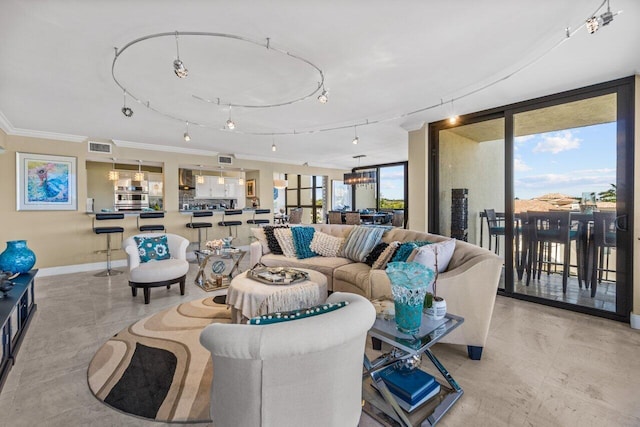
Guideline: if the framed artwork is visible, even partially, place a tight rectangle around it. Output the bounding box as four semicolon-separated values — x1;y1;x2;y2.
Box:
246;179;256;197
16;152;77;211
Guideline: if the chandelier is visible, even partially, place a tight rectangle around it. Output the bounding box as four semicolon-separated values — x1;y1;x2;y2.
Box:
344;155;376;186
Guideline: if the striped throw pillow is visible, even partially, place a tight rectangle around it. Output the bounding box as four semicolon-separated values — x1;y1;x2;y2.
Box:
340;225;387;263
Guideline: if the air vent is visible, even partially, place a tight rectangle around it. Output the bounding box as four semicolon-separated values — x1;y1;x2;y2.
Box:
88;141;112;154
218;155;233;165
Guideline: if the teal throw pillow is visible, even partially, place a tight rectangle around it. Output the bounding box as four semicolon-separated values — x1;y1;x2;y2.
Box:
340;225;387;262
392;241;432;262
291;226;318;259
248;301;348;325
134;235;171;263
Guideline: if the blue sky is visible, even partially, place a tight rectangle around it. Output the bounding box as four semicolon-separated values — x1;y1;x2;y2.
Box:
514;122;616;200
379;165;405;200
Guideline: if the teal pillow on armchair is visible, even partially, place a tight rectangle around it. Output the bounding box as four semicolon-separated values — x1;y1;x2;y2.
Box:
134;235;171;262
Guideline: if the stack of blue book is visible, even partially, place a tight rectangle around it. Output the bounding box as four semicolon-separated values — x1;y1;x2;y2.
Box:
379;366;441;412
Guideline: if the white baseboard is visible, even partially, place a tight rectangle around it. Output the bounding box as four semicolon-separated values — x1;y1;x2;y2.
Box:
37;260;128;277
631;312;640;330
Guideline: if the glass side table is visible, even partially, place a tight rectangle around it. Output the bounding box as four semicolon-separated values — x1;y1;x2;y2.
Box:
194;248;246;291
363;311;464;427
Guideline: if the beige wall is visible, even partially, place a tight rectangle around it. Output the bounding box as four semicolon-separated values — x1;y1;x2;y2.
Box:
0;131;346;270
407;125;427;231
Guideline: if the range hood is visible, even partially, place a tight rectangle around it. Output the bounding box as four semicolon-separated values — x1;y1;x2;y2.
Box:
179;169;195;189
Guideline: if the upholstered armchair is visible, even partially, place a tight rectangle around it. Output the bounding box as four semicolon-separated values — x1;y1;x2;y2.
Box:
122;233;190;304
199;292;376;427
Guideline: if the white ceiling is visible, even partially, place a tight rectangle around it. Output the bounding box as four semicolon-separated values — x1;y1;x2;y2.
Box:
1;1;638;170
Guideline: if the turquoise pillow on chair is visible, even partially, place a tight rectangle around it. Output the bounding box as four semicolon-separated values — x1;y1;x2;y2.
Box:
134;235;171;263
291;226;318;259
248;301;348;325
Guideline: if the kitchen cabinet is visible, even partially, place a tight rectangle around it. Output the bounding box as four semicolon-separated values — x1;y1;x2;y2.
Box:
195;176;226;198
148;173;163;197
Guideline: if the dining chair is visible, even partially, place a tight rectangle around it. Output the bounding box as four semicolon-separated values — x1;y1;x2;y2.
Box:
288;207;303;224
525;211;579;293
328;211;343;224
392;210;405;228
344;212;361;225
589;211;616;297
484;209;505;254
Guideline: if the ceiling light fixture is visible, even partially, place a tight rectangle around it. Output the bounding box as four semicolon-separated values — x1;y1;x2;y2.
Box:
196;166;205;185
108;158;119;181
274;179;288;189
317;86;328;104
587;0;616;34
446;99;459;125
352;126;359;145
134;160;145;181
218;168;225;185
271;137;277;152
344;155;376;186
173;32;188;78
238;169;245;186
121;91;133;117
183;121;191;142
226;106;235;130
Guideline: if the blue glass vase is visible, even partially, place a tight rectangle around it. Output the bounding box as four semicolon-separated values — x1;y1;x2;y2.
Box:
386;262;435;334
0;240;36;274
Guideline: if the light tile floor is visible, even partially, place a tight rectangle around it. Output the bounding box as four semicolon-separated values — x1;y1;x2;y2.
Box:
0;262;639;426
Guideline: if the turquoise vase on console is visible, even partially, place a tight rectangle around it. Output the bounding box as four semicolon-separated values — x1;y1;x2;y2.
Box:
0;240;36;274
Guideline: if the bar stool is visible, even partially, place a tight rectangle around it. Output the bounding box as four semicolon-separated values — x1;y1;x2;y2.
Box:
137;211;166;232
218;209;243;237
93;212;125;277
246;209;271;226
186;211;213;250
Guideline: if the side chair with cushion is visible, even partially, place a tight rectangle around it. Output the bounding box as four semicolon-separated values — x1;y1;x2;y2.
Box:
328;211;343;224
199;292;376;427
391;210;405;228
122;233;189;304
344;212;361;225
288;207;303;224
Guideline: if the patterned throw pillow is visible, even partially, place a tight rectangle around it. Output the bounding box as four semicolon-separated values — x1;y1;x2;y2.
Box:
408;239;456;273
309;231;344;257
392;241;432;262
291;226;317;259
340;225;387;263
134;235;171;263
263;225;289;255
248;301;348;325
274;228;296;258
372;241;401;270
364;242;389;267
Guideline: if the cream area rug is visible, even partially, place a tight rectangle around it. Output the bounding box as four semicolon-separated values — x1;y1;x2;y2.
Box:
87;297;231;422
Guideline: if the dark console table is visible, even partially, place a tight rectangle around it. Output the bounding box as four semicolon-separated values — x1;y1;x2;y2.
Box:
0;270;37;392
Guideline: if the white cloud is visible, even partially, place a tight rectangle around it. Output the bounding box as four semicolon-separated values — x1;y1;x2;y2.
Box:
515;134;535;144
532;131;580;154
514;157;532;172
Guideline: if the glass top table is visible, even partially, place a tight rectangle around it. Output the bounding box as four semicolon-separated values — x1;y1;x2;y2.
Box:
363;311;464;427
194;248;246;291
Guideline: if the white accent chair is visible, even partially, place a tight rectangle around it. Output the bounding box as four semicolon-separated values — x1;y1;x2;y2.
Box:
122;233;190;304
199;292;376;427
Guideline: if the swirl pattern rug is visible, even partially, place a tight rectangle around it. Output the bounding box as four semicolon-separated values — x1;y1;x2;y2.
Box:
87;297;231;422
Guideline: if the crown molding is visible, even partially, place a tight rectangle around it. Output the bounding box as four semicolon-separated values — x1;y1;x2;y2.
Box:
111;139;218;156
0;110;87;142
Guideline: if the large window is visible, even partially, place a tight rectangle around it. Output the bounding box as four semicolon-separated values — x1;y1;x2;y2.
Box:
285;174;326;223
351;162;408;215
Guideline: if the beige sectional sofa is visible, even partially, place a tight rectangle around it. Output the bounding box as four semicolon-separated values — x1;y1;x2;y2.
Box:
249;224;503;360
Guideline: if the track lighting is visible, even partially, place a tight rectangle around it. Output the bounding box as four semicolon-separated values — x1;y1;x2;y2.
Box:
352;126;359;144
318;88;328;104
226;106;235;129
173;32;188;78
586;0;618;34
121;92;133;117
183;122;191;141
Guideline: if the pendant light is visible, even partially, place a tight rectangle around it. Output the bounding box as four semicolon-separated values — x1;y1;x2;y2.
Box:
134;160;145;181
218;168;225;184
196;165;205;184
108;158;119;181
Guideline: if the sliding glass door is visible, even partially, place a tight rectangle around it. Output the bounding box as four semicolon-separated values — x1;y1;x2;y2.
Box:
430;77;634;322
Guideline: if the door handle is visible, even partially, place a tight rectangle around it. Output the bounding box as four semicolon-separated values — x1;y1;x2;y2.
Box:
615;214;628;231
